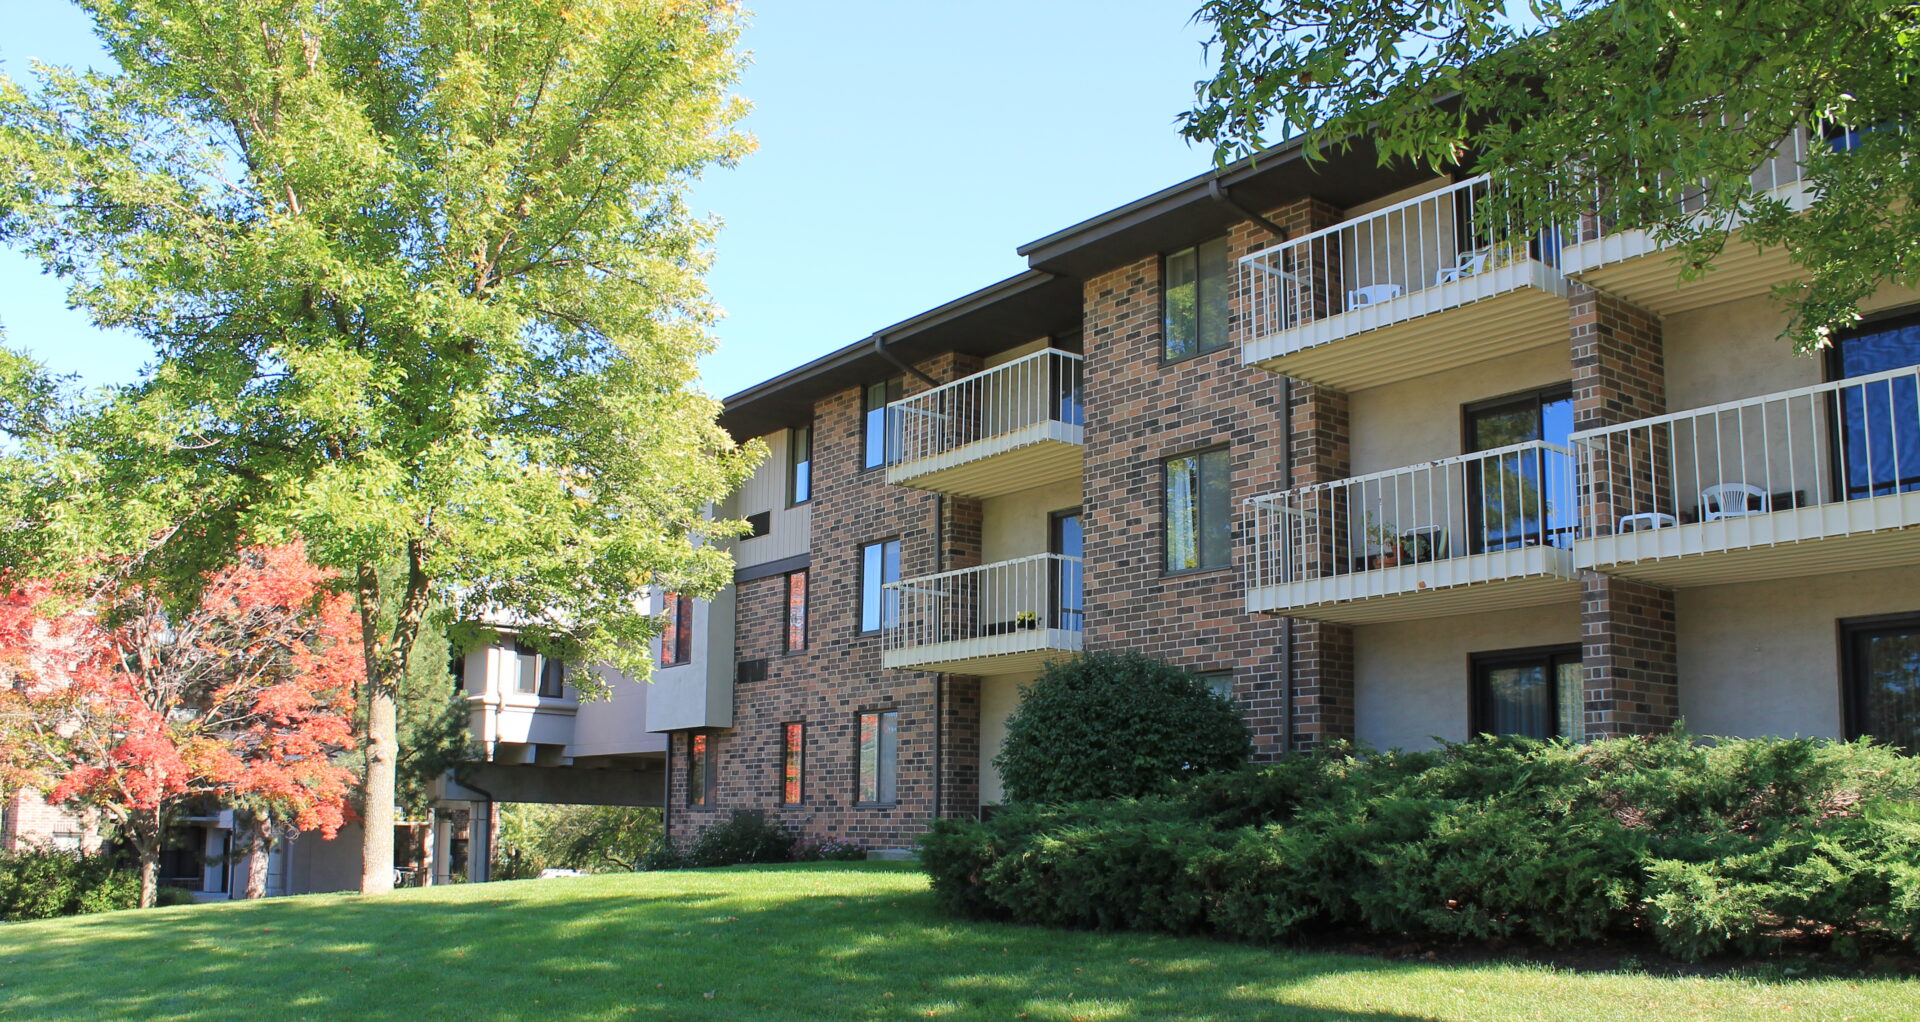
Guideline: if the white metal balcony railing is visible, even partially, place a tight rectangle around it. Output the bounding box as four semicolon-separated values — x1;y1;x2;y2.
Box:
881;553;1084;671
1244;441;1578;609
1239;174;1564;347
1572;366;1920;575
887;348;1083;469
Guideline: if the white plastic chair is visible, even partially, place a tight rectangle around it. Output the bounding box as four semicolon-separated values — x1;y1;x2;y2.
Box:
1346;284;1403;309
1700;483;1769;521
1435;247;1492;284
1618;512;1677;533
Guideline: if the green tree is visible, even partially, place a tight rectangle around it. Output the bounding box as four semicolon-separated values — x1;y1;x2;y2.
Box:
995;651;1250;804
0;0;758;893
1183;0;1920;349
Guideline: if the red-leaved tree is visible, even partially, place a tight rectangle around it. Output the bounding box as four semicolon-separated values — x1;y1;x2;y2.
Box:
0;544;360;906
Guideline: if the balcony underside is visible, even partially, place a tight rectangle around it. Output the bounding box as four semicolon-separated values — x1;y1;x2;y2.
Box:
881;628;1082;675
1562;184;1812;316
1579;491;1920;587
886;421;1084;498
1242;262;1570;392
1245;546;1580;624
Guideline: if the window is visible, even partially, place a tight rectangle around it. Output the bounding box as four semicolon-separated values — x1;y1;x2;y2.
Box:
1829;312;1920;498
1049;510;1083;631
863;378;903;469
512;641;540;694
1471;646;1585;742
860;539;902;632
1464;385;1575;552
744;511;771;539
1164;447;1231;572
1164;237;1230;360
687;733;714;806
788;424;812;504
538;656;566;698
1843;613;1920;754
785;570;808;651
857;710;899;804
1196;670;1234;702
781;722;806;804
660;592;694;667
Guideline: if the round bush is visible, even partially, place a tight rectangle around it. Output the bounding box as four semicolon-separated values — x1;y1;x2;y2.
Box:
995;651;1250;803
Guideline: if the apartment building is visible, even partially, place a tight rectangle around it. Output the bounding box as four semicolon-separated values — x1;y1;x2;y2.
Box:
655;128;1919;851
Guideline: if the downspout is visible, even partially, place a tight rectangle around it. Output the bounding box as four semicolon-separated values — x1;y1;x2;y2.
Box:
1208;178;1290;240
932;493;944;822
871;332;940;389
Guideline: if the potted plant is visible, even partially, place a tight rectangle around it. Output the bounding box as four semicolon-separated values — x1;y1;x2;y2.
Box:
1015;610;1040;631
1364;514;1403;568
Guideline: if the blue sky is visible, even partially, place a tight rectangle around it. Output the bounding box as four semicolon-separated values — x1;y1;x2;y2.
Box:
0;2;1218;400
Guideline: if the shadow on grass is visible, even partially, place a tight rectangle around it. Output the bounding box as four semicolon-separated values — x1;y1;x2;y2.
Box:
0;864;1874;1022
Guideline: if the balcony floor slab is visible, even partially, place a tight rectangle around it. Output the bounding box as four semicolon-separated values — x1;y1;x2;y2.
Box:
1242;261;1570;392
1578;491;1920;587
1562;183;1812;316
1246;546;1580;624
881;628;1082;675
887;422;1083;498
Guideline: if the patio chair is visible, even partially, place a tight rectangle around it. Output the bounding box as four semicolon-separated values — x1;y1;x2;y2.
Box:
1346;284;1403;310
1435;246;1492;285
1700;482;1770;521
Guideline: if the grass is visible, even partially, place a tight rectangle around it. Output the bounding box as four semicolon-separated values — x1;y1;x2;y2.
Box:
0;863;1914;1021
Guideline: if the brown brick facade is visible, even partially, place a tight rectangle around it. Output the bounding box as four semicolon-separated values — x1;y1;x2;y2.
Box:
1570;285;1680;734
666;352;986;850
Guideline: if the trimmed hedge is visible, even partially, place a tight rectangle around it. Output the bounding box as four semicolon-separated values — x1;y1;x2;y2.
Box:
0;848;141;920
923;733;1920;960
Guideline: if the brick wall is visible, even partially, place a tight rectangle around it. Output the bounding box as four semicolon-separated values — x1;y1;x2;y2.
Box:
666;352;986;850
1570;284;1680;735
1;790;95;852
1078;197;1347;763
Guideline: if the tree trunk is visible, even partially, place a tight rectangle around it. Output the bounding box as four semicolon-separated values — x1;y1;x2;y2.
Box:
245;813;272;899
135;815;160;909
360;687;398;894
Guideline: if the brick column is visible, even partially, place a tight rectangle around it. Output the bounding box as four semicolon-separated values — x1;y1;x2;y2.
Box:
1571;285;1679;737
1285;379;1356;751
936;674;981;819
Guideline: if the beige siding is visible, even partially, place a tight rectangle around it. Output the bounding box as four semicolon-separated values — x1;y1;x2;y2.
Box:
645;584;735;732
978;671;1040;805
981;479;1082;564
728;427;811;569
570;665;669;758
1350;343;1572;474
983;336;1058;368
1676;565;1920;739
1354;603;1582;750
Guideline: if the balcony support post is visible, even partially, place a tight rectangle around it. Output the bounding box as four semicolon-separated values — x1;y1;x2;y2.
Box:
1283;375;1356;751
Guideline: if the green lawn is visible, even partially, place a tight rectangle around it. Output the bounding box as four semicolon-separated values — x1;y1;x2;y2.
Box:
0;863;1912;1021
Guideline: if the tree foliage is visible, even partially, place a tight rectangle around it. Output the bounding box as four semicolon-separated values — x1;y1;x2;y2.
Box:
496;802;662;874
0;544;360;906
995;651;1250;804
1184;0;1920;349
0;0;758;891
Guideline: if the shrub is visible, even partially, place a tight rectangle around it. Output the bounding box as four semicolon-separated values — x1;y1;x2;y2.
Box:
995;651;1250;803
793;838;866;862
0;848;140;920
924;731;1920;960
685;811;795;867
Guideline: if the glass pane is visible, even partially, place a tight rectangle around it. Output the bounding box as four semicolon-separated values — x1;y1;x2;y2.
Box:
790;426;811;503
1482;663;1551;739
688;734;708;805
539;657;565;698
864;381;888;468
786;571;807;651
882;540;902;630
878;711;899;803
1470;399;1540;451
1199;448;1231;568
1860;628;1920;752
1556;659;1585;742
1165;455;1199;570
1164;247;1198;359
1053;357;1084;426
1051;513;1083;631
858;713;878;803
516;644;538;693
1197;237;1230;355
783;723;804;804
861;544;883;632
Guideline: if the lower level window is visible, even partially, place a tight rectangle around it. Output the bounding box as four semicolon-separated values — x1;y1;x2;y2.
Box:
687;733;714;806
1843;613;1920;753
857;710;898;804
1471;646;1584;741
781;722;805;804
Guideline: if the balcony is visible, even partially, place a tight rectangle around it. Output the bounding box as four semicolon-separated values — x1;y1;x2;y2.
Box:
1239;175;1570;391
886;349;1084;498
882;553;1083;674
1573;365;1920;586
1244;441;1581;623
1560;126;1814;315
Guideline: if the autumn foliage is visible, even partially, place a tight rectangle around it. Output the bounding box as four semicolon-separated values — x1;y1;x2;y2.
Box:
0;544;360;905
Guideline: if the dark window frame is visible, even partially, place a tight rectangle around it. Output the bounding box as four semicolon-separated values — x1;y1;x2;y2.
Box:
1840;610;1920;753
780;721;806;805
1160;236;1233;364
859;537;902;635
1469;643;1584;740
787;423;813;506
862;378;904;471
686;732;715;807
1161;445;1233;577
1822;306;1920;502
659;592;694;667
784;569;809;652
1195;669;1235;702
854;708;900;807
